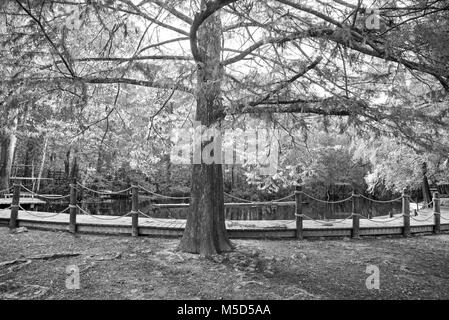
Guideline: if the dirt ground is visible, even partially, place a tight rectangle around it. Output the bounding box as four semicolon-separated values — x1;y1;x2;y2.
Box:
0;227;448;300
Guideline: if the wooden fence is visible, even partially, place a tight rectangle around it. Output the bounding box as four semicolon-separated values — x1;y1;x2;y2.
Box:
0;182;445;239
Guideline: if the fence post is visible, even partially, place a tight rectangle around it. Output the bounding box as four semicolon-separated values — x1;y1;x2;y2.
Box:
69;183;77;234
433;192;440;234
131;185;139;237
352;192;360;239
295;185;303;240
402;188;410;237
9;184;21;230
416;197;419;214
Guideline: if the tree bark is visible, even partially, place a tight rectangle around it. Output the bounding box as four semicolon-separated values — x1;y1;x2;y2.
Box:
179;5;233;255
64;149;71;178
422;162;432;207
165;102;174;189
36;134;49;193
0;132;17;191
0;107;18;191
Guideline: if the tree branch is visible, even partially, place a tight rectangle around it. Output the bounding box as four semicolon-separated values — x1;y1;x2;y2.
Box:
80;77;194;94
147;0;193;24
15;0;76;77
118;0;190;36
222;29;333;66
231;96;368;116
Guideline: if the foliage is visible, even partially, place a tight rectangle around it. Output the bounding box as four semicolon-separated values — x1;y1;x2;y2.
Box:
1;0;449;198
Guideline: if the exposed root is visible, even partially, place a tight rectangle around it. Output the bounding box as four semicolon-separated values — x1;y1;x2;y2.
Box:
0;252;81;268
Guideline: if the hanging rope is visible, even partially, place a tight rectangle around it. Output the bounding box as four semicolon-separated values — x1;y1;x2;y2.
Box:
295;213;354;224
223;192;252;203
223;192;296;204
18;185;70;201
18;184;36;195
301;192;353;204
359;194;403;203
421;200;434;208
76;183;132;196
303;214;342;225
410;214;436;222
272;193;295;202
317;213;355;224
76;205;132;220
137;210;180;223
138;186;190;200
36;194;70;200
294;213;352;225
17;205;68;218
362;214;405;223
0;186;13;195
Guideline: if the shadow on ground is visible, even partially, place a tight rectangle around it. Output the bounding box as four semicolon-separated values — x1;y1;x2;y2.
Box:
0;228;448;299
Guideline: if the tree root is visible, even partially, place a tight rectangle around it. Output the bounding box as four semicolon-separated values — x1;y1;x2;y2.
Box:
0;260;32;278
0;252;81;268
87;252;122;261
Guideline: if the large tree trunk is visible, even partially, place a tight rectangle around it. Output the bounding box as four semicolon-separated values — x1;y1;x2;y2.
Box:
179;5;233;255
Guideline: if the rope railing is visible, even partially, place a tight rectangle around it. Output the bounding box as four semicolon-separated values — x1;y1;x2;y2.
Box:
271;193;295;202
37;195;70;200
138;188;295;203
76;183;132;196
295;212;354;225
223;192;295;203
294;212;407;225
410;214;437;222
421;200;434;208
18;184;38;195
138;185;190;200
358;194;403;203
4;180;448;240
36;194;70;200
358;213;405;223
223;192;252;203
17;204;69;218
0;186;13;195
301;192;353;204
294;213;334;225
137;209;179;224
327;213;354;224
76;205;133;220
18;184;70;201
